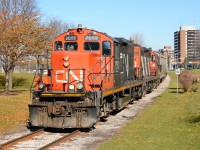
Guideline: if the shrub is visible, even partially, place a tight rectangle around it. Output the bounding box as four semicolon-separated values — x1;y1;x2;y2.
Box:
0;75;5;88
0;75;27;89
189;82;200;92
13;76;27;87
178;70;194;92
193;75;200;83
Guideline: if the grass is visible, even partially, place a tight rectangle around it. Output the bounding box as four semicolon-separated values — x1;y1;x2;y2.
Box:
98;70;200;150
0;91;30;132
0;73;33;132
0;70;200;150
0;72;35;90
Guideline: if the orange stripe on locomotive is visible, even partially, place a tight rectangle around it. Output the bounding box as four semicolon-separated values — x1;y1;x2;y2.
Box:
133;45;142;79
150;51;159;76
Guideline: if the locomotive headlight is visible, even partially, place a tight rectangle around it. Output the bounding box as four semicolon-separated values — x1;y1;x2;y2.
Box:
64;56;69;61
69;84;75;90
38;83;45;90
77;82;84;90
63;62;69;67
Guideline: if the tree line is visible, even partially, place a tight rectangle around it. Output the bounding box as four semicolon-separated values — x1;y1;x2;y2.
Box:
0;0;74;94
0;0;145;94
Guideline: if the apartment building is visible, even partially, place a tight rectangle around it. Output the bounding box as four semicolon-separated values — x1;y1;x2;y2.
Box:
174;26;200;67
164;46;174;70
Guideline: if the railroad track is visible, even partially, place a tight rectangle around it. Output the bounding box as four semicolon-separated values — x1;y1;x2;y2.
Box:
0;129;81;150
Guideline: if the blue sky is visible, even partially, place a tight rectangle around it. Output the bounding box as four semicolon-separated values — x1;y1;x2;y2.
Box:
37;0;200;50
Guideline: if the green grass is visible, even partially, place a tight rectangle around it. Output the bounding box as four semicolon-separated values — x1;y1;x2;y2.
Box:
0;72;34;90
0;69;200;149
98;70;200;150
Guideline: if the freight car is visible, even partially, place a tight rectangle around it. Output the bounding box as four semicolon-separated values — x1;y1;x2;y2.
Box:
28;24;167;128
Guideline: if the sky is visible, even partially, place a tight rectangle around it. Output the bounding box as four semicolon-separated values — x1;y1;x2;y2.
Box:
37;0;200;50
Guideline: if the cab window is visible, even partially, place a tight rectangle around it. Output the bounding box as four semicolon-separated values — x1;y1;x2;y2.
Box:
84;42;99;51
152;55;156;62
102;41;111;56
55;41;62;51
64;42;78;51
134;52;139;55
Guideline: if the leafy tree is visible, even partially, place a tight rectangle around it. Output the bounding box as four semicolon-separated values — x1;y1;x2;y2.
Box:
0;0;53;94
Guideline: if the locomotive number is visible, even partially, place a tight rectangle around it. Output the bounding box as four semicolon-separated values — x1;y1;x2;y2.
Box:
55;70;83;83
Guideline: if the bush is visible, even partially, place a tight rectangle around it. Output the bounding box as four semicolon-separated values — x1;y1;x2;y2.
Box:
178;70;194;92
0;75;4;88
0;75;27;89
189;83;200;92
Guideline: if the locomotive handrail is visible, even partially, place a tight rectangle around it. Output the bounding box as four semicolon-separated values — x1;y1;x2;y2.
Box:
88;58;102;92
89;56;114;74
29;69;42;95
30;68;51;94
89;55;114;92
30;69;38;96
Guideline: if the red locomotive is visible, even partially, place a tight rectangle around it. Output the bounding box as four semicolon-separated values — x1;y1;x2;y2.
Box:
28;24;167;128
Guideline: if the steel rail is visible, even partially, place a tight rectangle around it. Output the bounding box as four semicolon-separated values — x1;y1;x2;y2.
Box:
0;128;45;150
38;130;80;150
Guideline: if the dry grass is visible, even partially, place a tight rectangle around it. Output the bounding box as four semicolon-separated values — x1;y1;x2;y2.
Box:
178;70;200;92
0;73;33;132
178;70;194;92
0;91;31;132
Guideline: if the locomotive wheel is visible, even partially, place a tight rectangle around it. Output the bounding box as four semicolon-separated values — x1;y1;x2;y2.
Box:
137;86;143;99
153;82;157;89
100;102;109;118
131;89;138;101
142;85;146;97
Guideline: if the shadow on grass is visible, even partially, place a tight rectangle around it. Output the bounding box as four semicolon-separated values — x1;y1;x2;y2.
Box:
168;88;185;94
168;88;182;90
0;90;28;96
169;91;184;94
187;116;200;124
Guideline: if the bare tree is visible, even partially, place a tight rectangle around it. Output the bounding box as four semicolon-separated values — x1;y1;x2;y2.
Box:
37;18;75;70
0;0;53;94
45;17;75;40
130;33;145;46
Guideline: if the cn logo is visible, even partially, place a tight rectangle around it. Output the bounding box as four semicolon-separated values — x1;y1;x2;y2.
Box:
55;70;83;83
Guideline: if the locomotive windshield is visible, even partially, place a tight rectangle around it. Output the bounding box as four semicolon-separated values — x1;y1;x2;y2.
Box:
134;52;139;55
65;42;78;51
55;41;62;51
84;42;99;51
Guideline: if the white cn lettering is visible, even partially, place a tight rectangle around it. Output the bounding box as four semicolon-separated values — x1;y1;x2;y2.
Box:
55;70;83;83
